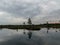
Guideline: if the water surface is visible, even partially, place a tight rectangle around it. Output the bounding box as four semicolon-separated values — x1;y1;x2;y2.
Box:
0;28;60;45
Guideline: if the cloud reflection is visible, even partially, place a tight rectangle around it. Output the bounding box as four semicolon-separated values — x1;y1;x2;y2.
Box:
0;29;60;45
0;34;44;45
0;29;44;45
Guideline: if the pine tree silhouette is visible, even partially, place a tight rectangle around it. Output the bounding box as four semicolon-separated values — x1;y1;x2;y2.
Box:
28;18;32;24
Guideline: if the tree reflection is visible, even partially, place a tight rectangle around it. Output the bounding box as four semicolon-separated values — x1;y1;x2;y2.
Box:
47;27;50;33
23;22;26;34
27;31;32;39
47;30;48;33
56;30;57;32
23;30;26;34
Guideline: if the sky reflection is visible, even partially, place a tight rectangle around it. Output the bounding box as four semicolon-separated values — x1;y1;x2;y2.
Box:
0;28;60;45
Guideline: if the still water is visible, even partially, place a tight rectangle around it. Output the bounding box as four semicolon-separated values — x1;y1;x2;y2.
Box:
0;28;60;45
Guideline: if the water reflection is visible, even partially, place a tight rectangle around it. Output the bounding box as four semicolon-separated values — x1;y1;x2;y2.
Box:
0;28;60;45
47;30;48;33
47;28;50;34
27;31;32;39
56;30;58;32
23;30;26;34
23;30;32;39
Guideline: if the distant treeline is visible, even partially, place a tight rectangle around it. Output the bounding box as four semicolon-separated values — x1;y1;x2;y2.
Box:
0;25;40;30
0;23;60;29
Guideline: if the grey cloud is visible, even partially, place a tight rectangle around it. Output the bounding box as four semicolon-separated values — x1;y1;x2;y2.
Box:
0;0;40;18
42;9;60;21
32;9;60;24
0;0;41;24
0;0;60;24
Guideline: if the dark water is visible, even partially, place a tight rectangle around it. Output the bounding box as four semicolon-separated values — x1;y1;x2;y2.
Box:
0;28;60;45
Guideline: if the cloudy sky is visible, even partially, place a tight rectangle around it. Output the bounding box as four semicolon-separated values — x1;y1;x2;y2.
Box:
0;0;60;24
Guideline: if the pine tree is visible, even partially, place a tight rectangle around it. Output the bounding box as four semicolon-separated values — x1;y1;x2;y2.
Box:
28;18;32;24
